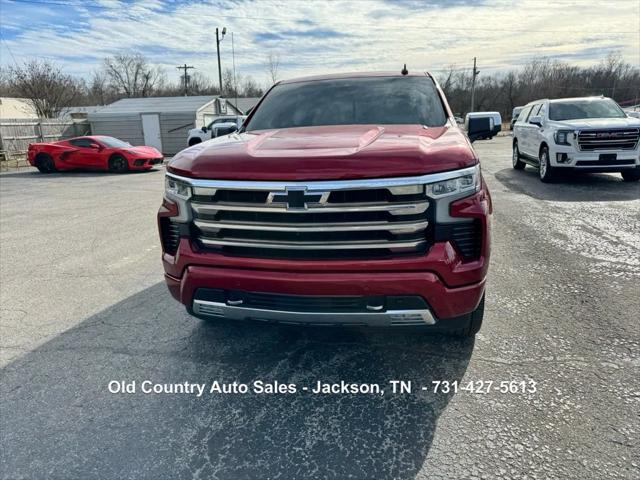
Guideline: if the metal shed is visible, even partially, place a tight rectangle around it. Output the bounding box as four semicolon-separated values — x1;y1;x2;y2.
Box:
88;96;240;155
227;97;262;115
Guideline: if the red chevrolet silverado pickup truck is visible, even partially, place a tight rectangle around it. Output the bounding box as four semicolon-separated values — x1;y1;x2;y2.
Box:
158;71;492;337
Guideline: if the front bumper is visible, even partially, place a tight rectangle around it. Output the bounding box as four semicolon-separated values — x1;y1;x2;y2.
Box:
164;262;486;326
131;157;164;169
549;145;639;171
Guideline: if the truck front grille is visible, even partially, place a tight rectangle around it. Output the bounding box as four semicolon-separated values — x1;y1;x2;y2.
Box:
577;129;639;151
188;181;432;259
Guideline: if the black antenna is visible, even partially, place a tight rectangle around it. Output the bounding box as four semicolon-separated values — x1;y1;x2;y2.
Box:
401;64;408;75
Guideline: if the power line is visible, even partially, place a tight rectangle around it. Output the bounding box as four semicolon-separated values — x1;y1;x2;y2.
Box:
0;33;20;66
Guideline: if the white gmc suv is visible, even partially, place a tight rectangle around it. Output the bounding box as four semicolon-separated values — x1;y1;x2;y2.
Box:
512;96;640;182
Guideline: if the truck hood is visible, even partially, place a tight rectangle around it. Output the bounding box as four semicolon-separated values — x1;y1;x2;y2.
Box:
552;117;640;130
167;124;477;180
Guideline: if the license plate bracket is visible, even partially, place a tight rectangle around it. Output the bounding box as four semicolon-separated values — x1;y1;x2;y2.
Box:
599;153;617;161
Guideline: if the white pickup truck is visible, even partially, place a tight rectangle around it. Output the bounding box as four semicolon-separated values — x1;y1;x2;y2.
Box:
512;96;640;182
187;116;246;146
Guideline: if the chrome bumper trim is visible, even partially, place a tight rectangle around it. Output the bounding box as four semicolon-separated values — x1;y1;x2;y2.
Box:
198;237;427;250
167;165;478;191
192;300;436;326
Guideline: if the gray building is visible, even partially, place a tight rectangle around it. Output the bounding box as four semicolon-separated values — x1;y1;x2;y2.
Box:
88;96;241;155
227;97;262;115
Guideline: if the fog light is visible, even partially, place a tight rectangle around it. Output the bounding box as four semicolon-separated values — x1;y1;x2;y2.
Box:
556;153;570;163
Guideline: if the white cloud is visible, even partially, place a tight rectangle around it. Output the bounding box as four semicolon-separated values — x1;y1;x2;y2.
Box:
0;0;638;86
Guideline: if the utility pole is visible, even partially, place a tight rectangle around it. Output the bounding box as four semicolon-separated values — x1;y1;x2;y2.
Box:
216;27;226;95
231;32;238;111
176;64;195;96
470;57;480;113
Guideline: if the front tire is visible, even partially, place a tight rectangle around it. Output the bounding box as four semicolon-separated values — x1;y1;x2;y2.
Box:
621;170;640;182
188;138;202;146
108;154;129;173
452;295;485;338
512;142;525;170
539;146;556;183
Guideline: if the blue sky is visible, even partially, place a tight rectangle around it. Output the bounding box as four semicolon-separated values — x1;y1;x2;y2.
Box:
1;0;638;86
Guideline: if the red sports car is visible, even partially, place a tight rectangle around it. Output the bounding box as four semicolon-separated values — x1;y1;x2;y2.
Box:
27;136;163;173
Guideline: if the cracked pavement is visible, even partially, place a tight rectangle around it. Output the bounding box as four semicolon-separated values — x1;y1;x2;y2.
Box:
1;136;639;479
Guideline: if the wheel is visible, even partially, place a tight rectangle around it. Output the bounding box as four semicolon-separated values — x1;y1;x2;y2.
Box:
188;138;202;146
108;154;129;173
451;295;485;338
512;142;525;170
35;153;56;173
538;146;556;183
621;170;640;182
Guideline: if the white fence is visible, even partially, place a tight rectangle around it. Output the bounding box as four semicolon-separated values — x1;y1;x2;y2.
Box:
0;118;90;170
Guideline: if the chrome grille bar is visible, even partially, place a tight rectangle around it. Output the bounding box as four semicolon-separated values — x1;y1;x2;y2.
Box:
194;219;429;233
191;200;429;215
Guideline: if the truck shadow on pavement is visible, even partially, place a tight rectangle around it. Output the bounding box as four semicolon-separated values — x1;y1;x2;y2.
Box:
1;282;473;480
494;167;640;202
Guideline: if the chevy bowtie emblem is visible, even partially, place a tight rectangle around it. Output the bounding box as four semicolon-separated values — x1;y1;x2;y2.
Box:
267;187;329;210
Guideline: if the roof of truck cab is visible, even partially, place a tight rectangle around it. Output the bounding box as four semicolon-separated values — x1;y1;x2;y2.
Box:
279;71;433;84
525;96;610;106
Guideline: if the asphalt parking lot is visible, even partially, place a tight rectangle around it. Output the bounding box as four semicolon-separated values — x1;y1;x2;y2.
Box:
1;135;639;480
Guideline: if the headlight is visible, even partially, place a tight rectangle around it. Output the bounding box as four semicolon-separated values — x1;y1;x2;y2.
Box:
554;130;573;145
426;164;480;198
165;176;191;199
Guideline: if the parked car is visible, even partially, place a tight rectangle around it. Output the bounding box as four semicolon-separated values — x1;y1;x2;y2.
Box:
510;106;524;130
159;71;493;337
465;111;502;139
187;116;246;146
512;96;640;182
27;136;163;173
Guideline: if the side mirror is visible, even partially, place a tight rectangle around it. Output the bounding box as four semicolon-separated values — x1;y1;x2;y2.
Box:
529;115;543;127
201;126;208;133
89;143;102;150
245;107;253;116
467;117;492;143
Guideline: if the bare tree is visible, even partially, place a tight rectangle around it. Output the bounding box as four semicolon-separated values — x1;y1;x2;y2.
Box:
8;60;82;117
266;52;280;86
103;54;164;97
86;70;116;105
187;72;219;95
222;68;240;98
0;67;16;96
241;76;263;97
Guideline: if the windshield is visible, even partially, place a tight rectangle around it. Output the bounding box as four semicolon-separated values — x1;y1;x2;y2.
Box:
548;99;626;121
245;76;447;131
99;136;132;148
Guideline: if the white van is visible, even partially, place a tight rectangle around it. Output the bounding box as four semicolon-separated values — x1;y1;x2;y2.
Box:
465;112;502;139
